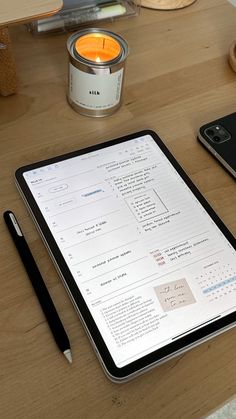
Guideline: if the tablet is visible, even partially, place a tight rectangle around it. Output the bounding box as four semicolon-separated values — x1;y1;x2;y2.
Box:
15;130;236;382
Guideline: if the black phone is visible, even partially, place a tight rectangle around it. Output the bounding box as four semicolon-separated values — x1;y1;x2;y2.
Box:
197;112;236;178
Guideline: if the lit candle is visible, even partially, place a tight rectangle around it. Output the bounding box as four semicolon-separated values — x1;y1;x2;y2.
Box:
74;33;121;63
67;29;129;117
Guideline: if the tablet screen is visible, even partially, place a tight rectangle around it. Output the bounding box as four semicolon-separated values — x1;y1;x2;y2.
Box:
20;133;236;370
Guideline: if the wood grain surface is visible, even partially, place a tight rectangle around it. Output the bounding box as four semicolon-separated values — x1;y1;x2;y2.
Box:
0;1;235;418
0;0;62;26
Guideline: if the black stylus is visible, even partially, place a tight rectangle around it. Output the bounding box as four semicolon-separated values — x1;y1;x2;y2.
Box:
3;210;72;364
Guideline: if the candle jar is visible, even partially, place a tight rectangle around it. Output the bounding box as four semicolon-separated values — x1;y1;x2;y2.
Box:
67;28;129;117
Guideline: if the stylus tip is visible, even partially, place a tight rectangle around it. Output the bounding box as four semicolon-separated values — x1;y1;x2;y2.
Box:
63;349;72;364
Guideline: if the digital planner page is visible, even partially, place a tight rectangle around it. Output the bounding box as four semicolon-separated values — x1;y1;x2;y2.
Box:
24;135;236;367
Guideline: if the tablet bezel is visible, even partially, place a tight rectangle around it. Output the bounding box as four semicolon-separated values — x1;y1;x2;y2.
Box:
15;130;236;381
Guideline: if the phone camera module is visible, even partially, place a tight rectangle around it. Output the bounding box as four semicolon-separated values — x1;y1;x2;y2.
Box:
204;125;231;144
206;129;214;137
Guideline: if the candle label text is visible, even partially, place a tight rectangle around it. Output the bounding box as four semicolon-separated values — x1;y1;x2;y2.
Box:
69;64;124;110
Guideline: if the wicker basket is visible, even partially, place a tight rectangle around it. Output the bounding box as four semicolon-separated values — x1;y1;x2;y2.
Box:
0;27;17;96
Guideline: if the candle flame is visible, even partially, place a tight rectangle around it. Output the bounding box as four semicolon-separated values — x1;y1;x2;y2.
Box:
75;33;121;63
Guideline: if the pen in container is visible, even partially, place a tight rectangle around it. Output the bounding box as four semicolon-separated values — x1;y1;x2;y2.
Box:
3;210;72;364
34;3;127;33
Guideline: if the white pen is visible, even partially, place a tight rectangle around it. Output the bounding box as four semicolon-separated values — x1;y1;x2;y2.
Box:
35;4;126;33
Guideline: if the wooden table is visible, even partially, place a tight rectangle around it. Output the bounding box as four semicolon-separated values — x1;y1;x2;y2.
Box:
0;1;236;417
